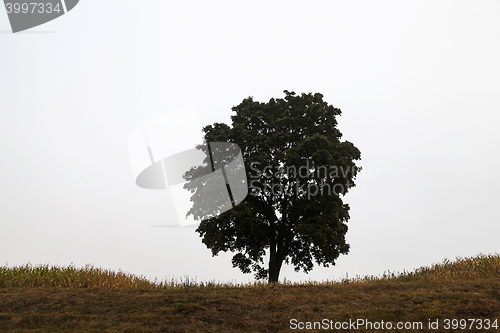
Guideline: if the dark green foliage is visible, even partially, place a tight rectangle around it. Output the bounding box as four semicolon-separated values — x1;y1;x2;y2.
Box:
185;91;361;282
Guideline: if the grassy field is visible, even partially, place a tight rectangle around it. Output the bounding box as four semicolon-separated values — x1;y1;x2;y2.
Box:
0;254;499;332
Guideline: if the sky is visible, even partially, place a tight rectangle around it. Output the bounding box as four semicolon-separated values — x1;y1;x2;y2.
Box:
0;1;499;283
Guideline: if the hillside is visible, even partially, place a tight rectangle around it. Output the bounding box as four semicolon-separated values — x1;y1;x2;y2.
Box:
1;254;499;332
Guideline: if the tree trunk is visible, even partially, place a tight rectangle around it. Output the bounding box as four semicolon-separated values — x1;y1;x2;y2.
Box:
268;244;283;283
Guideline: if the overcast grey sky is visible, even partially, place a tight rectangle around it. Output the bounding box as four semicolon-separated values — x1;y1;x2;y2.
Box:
1;1;499;283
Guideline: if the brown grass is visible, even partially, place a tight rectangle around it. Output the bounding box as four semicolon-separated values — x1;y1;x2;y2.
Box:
0;254;499;332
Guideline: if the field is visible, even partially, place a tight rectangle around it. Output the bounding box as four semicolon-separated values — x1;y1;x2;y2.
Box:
0;254;499;332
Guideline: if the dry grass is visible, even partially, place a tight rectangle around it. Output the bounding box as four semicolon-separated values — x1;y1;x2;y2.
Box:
343;253;500;284
0;264;157;289
0;254;499;332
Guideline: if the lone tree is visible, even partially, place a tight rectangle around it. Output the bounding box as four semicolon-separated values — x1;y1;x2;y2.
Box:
184;91;361;283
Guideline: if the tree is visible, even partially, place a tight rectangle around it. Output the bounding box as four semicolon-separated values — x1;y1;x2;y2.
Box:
184;91;361;283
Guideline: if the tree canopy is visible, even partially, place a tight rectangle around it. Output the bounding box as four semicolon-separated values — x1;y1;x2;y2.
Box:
184;91;361;283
